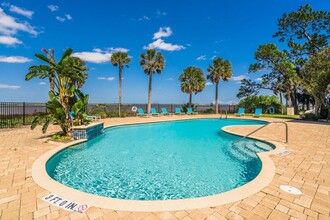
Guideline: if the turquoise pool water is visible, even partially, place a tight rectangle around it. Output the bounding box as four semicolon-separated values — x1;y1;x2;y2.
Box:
46;119;273;200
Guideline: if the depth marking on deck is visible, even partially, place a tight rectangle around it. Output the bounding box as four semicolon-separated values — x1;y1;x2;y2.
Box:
277;150;291;157
42;193;89;213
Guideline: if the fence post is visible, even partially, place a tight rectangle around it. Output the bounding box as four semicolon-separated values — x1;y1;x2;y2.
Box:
23;102;26;125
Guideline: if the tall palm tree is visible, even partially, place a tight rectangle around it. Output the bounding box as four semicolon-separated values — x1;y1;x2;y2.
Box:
207;58;233;114
110;51;131;117
179;66;206;107
139;49;165;113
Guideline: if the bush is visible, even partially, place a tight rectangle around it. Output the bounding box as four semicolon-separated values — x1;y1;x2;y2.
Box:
49;134;72;142
181;103;197;113
237;95;282;113
202;108;215;114
301;113;319;121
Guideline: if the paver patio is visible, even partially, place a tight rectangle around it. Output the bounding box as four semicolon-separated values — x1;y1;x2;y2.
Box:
0;115;329;220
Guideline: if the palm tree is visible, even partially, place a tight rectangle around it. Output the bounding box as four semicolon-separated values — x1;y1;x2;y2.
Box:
110;51;131;117
207;58;233;114
179;66;206;107
139;49;165;113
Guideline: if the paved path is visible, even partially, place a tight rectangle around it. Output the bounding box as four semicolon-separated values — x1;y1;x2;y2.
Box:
0;115;329;219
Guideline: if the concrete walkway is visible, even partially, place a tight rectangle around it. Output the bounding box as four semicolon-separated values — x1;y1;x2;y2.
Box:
0;115;329;219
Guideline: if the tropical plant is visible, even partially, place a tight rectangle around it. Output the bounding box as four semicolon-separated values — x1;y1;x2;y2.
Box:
139;49;165;113
30;91;66;134
179;66;206;107
207;58;233;114
26;48;88;136
110;51;131;117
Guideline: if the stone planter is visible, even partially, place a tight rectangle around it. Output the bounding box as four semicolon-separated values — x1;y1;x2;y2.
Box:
287;107;294;115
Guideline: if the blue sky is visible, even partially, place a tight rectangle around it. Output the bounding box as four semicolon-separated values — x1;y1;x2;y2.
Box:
0;0;329;104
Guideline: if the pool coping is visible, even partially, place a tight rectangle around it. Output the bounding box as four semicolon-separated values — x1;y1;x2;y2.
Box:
32;118;285;212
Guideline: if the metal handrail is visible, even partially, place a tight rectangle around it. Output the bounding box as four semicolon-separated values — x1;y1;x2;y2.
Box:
220;110;228;119
233;121;288;144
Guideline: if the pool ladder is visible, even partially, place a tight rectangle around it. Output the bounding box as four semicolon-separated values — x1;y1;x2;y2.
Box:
233;121;288;144
219;110;228;119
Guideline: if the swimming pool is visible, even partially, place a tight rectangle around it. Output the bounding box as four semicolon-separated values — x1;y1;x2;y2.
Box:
46;119;274;201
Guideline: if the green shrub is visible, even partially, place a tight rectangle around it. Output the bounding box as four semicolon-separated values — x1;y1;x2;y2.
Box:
181;103;197;113
237;95;282;113
301;113;319;121
50;134;72;142
202;108;215;114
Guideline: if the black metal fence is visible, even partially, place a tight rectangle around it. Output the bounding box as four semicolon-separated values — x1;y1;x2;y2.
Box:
0;102;47;128
0;102;236;128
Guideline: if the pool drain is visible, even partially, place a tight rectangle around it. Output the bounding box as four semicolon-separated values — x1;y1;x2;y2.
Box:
280;185;302;195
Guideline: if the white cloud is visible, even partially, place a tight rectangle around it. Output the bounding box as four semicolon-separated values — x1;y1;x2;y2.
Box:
231;75;248;81
72;48;130;63
206;82;213;86
107;47;129;53
9;5;34;19
226;100;237;104
56;16;65;22
65;14;72;20
138;16;150;21
196;55;207;61
0;84;20;89
72;49;109;63
48;5;59;12
255;77;263;81
39;82;46;85
144;39;185;51
210;55;216;60
98;77;115;81
0;8;38;36
211;99;224;104
156;10;167;16
215;40;224;44
0;56;32;63
153;27;172;39
166;77;173;81
0;35;22;45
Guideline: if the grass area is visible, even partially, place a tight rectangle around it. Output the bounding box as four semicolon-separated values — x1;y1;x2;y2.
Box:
227;113;300;119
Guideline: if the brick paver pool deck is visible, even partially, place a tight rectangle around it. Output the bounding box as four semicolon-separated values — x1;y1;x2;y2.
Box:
0;115;329;220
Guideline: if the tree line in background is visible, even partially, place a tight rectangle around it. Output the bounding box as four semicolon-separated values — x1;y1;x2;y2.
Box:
110;49;233;115
237;4;330;118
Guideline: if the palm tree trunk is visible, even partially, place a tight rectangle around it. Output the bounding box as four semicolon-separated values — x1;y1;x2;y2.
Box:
49;78;54;92
118;67;122;117
279;93;283;114
147;73;153;114
215;83;219;114
286;93;292;107
61;98;72;136
189;93;192;107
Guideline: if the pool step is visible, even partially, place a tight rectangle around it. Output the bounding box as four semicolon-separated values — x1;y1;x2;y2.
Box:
228;140;273;162
255;141;273;151
227;146;252;162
